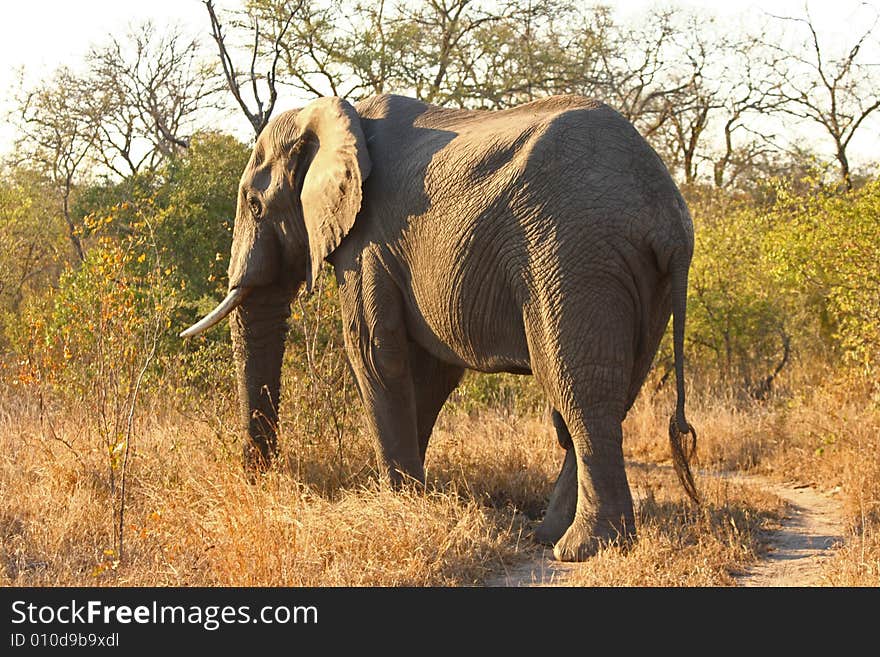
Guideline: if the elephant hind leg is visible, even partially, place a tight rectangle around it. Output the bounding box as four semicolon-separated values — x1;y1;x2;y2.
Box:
552;411;634;561
526;285;637;560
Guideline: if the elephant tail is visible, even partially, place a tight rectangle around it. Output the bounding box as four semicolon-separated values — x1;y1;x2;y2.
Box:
668;251;699;505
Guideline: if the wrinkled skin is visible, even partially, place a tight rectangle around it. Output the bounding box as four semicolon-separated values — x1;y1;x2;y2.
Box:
183;94;698;561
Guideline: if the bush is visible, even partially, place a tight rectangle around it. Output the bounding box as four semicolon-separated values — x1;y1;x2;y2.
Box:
281;269;363;489
0;168;70;350
681;188;797;396
765;179;880;384
672;180;879;400
450;372;545;416
6;199;181;487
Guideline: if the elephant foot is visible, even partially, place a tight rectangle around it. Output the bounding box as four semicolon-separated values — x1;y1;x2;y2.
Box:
386;460;426;490
535;515;570;545
242;440;277;483
552;516;636;562
535;447;578;545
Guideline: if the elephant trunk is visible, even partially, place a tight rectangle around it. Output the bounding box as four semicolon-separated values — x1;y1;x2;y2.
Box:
230;284;293;476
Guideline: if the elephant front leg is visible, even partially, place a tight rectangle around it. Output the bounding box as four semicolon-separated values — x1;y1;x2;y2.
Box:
410;344;464;464
535;410;577;544
344;306;423;486
352;346;423;485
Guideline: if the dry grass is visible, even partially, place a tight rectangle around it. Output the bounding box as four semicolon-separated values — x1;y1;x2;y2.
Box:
0;401;516;586
625;380;880;586
561;472;782;586
1;376;877;586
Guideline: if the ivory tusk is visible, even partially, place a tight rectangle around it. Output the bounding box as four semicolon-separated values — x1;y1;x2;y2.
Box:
179;287;251;338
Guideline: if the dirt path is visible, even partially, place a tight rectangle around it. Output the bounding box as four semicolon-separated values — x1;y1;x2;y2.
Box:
486;548;574;587
486;469;846;587
729;475;845;587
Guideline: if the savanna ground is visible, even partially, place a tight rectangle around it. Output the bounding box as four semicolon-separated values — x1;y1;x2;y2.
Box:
2;154;880;588
3;0;880;587
2;362;877;587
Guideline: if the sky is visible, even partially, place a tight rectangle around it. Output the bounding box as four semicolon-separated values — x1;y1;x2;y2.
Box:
1;0;878;167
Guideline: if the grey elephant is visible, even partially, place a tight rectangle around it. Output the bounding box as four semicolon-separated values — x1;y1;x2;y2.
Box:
181;93;699;562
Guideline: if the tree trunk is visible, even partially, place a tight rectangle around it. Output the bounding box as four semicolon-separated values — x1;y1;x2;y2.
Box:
62;191;85;262
836;145;852;191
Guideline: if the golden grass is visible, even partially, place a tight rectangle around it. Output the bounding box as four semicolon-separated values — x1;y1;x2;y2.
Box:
558;470;781;586
0;403;517;586
1;377;877;586
625;381;880;586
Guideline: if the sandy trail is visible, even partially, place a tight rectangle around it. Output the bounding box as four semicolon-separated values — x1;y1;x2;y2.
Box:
486;549;574;587
729;475;845;587
486;468;846;587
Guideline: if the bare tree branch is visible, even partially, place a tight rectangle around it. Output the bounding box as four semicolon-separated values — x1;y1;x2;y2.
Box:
763;7;880;189
204;0;301;137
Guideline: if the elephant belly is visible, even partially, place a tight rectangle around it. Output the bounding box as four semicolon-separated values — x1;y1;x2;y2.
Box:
403;272;532;375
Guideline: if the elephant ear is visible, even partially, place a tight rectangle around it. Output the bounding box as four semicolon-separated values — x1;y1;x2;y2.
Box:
296;96;371;291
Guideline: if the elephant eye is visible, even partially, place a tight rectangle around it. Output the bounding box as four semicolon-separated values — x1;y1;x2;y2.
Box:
247;195;263;221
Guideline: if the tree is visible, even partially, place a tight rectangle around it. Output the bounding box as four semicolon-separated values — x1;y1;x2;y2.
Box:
204;0;302;137
391;0;509;106
710;31;786;189
455;0;591;108
273;0;357;98
158;132;251;301
0;167;69;334
13;67;99;261
586;8;689;140
285;0;523;106
650;14;725;185
765;7;880;189
648;15;781;187
679;189;796;393
69;131;250;303
87;22;214;177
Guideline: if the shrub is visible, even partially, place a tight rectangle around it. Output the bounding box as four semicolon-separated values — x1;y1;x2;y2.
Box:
765;180;880;385
7;198;180;488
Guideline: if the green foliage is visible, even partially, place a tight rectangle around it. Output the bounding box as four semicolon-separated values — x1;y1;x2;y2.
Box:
5;198;184;491
58;132;251;398
2;132;252;462
158;132;250;301
71;172;161;229
0;168;69;346
682;188;796;392
72;132;250;305
765;179;880;379
672;179;880;397
281;269;361;487
8;201;179;396
451;372;545;416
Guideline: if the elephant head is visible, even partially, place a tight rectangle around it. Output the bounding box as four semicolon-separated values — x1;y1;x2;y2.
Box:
180;96;371;473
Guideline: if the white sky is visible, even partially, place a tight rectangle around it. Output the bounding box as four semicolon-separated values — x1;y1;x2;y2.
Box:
1;0;878;168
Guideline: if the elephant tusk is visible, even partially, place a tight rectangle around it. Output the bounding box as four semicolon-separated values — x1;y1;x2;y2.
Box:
179;287;252;338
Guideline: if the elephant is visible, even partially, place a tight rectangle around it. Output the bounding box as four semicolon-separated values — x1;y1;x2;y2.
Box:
180;93;699;562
